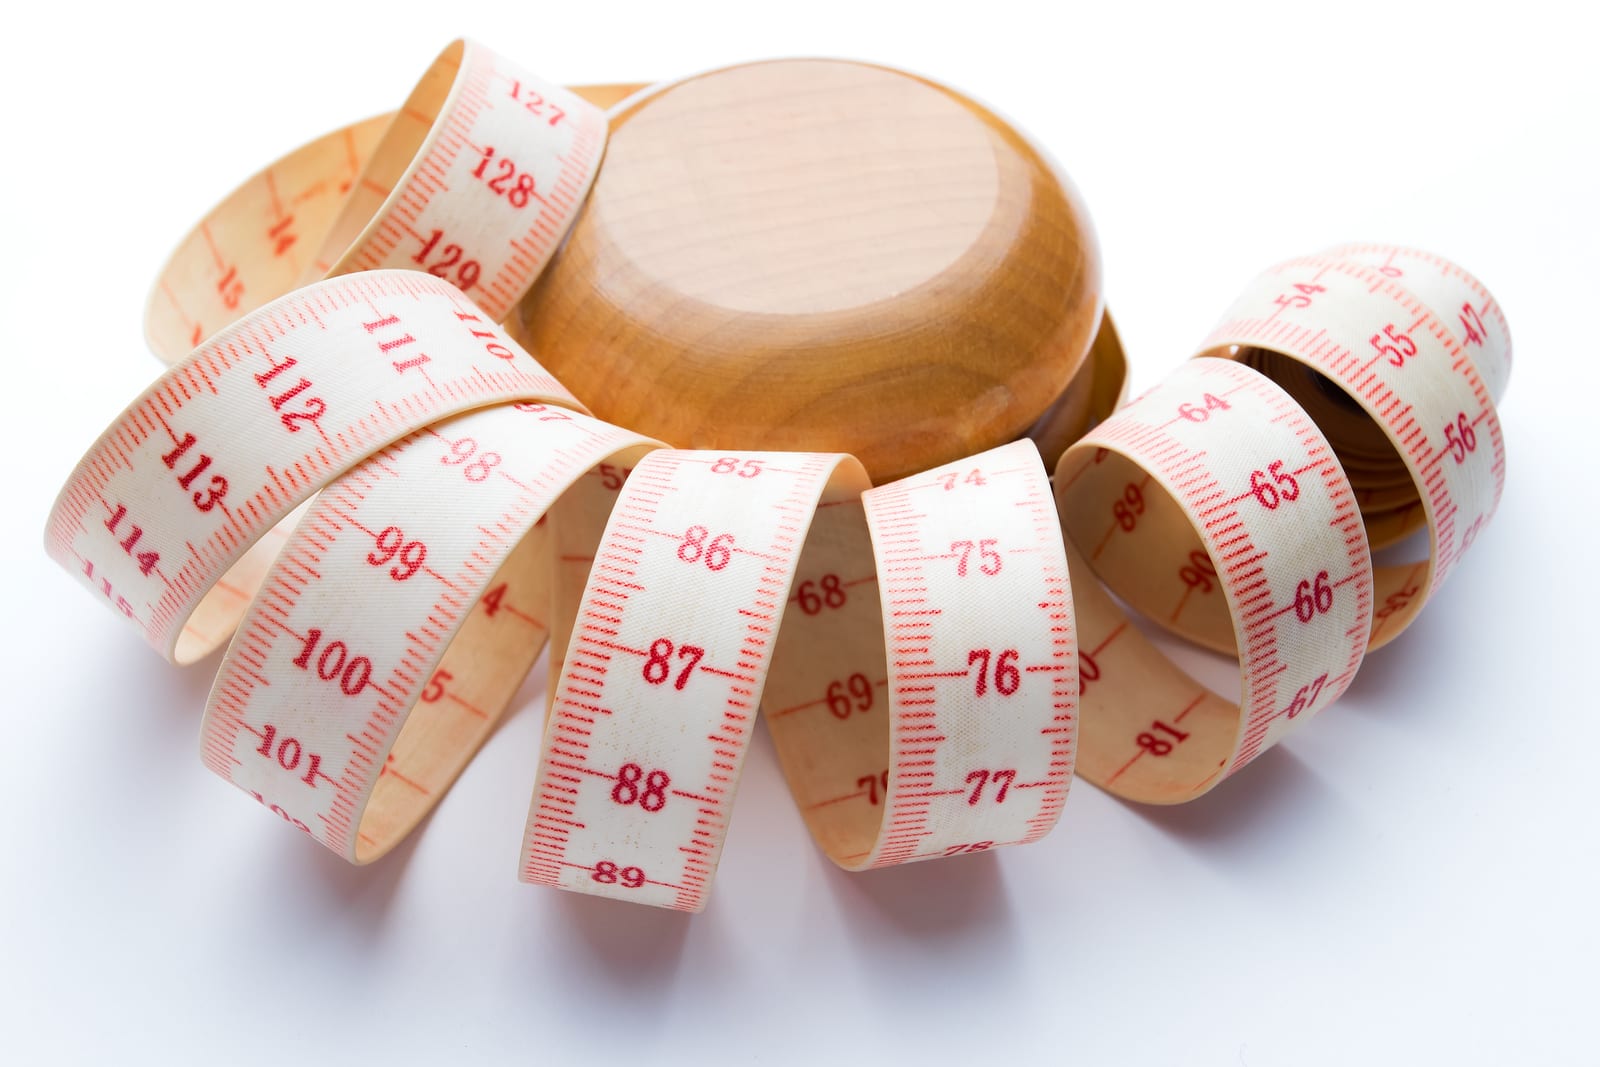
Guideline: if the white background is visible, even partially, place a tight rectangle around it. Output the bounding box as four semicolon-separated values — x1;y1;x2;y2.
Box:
2;1;1595;1063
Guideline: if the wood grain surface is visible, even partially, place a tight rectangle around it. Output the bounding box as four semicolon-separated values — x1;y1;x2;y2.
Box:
511;58;1107;482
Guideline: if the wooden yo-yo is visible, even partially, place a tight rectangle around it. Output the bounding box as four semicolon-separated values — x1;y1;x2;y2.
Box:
508;59;1122;481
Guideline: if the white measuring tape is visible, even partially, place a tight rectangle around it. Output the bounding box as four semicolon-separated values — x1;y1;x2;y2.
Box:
46;271;582;665
145;39;609;364
45;41;1512;910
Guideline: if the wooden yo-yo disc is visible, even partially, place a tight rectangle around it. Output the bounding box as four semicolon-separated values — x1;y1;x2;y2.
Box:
508;59;1107;483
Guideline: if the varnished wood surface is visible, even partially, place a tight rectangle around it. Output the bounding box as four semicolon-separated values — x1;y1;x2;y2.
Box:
569;82;650;109
512;58;1105;482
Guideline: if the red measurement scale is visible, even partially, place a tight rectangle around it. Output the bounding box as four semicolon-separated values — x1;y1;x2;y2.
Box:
145;39;608;364
45;271;582;664
773;441;1075;870
1196;254;1506;646
519;449;872;909
202;403;654;862
520;440;1074;909
1044;244;1508;800
1054;358;1372;799
1323;242;1512;406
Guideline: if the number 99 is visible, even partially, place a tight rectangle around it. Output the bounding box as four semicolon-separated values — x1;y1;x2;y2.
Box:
367;525;428;581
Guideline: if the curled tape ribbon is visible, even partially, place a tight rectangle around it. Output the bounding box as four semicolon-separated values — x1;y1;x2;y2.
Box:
146;39;614;364
46;42;1511;910
48;271;581;665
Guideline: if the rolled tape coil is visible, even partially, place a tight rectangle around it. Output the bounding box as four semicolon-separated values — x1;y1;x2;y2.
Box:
521;441;1075;909
204;401;656;863
1055;358;1371;801
146;39;611;364
1199;253;1506;646
45;39;1513;911
1051;248;1507;800
46;271;581;665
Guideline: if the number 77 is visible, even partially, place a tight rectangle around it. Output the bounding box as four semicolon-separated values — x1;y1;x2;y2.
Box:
965;768;1015;804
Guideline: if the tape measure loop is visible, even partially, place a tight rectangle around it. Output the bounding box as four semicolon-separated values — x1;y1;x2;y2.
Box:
520;447;873;910
765;439;1077;872
315;39;608;322
1055;358;1372;802
46;270;584;665
202;401;658;863
1196;249;1506;649
144;41;609;365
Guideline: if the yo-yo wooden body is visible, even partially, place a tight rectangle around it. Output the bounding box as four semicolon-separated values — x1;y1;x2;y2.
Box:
511;58;1108;483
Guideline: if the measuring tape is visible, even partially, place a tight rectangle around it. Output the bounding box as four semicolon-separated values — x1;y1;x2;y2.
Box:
145;39;615;365
204;401;656;861
520;439;1075;908
46;271;582;665
45;41;1512;910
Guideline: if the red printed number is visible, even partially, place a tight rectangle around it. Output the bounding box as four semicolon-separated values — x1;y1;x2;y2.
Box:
1079;650;1101;694
471;146;537;208
508;80;566;125
268;215;297;257
826;674;874;718
253;723;325;787
1286;673;1329;719
592;862;645;888
412;229;481;290
678;526;734;570
421;669;453;703
1370;323;1418;367
1293;571;1334;622
253;349;326;430
249;791;310;834
940;468;987;490
1178;550;1216;593
1273;283;1326;309
1374;584;1420;622
1136;720;1189;755
216;265;243;309
80;560;134;618
965;768;1016;804
160;432;229;512
1113;483;1144;530
363;313;431;375
795;574;847;614
611;763;670;812
440;437;502;482
367;526;427;580
512;402;568;421
480;582;509;617
642;637;704;690
858;770;889;805
710;456;762;477
1178;393;1232;423
951;538;1002;576
291;628;373;696
1443;412;1477;463
1459;303;1486;346
453;309;519;362
1249;461;1301;510
966;648;1021;696
104;504;161;576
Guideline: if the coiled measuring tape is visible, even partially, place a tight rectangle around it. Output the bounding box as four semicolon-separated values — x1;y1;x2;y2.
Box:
144;39;617;365
46;41;1511;910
